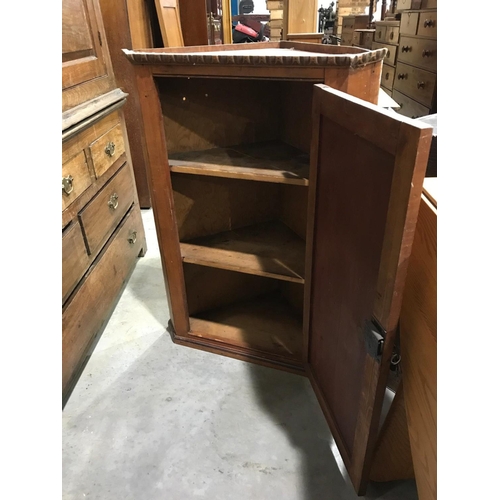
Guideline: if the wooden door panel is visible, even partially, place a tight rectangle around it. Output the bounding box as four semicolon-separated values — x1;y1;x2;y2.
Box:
62;0;108;90
305;84;432;494
155;0;184;47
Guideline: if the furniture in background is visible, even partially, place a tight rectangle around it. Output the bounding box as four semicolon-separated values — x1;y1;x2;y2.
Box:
62;0;146;406
282;0;319;40
266;0;284;41
352;28;375;49
286;32;324;44
372;19;401;97
340;14;370;45
124;41;433;495
392;0;437;118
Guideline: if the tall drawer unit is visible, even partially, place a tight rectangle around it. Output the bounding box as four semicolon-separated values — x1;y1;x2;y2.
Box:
392;5;437;118
372;20;400;94
62;0;147;407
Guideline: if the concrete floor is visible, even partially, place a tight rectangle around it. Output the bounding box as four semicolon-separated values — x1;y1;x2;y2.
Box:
62;209;419;500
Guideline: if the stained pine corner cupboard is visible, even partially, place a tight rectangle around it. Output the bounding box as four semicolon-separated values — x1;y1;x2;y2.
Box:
125;43;432;495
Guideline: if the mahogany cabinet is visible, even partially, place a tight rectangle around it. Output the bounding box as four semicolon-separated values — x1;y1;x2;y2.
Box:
124;42;432;495
62;0;147;406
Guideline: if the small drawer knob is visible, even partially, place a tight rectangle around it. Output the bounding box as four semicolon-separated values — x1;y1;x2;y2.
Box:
423;19;435;28
128;230;137;245
390;32;394;40
397;73;407;80
422;49;433;57
108;193;119;210
62;175;74;195
105;141;116;157
417;81;425;89
402;45;411;52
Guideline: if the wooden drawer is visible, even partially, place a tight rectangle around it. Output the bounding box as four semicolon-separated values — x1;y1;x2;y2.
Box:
396;0;422;10
381;64;396;90
375;25;387;43
343;17;355;30
386;26;400;44
341;32;353;46
372;42;397;66
63;204;144;397
394;62;436;108
392;89;430;119
62;151;92;211
400;12;419;36
79;164;135;255
89;122;126;178
398;36;437;72
62;221;90;304
417;11;437;38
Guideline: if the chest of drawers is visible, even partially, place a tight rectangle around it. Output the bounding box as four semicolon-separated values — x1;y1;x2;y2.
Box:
62;0;146;406
392;6;437;118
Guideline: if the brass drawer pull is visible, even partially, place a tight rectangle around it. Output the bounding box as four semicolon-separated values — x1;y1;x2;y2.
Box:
128;230;137;245
108;193;119;210
422;49;433;57
397;73;407;80
417;81;425;89
105;141;116;157
386;50;391;58
389;32;394;40
423;19;435;28
62;175;74;195
401;45;411;52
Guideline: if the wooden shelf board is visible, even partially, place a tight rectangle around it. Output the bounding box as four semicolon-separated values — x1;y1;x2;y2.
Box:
189;292;303;361
180;221;305;283
169;140;310;185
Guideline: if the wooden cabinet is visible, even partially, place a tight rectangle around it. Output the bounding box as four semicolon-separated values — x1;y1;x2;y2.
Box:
392;6;437;118
373;20;401;96
62;0;115;112
62;0;147;406
124;42;433;495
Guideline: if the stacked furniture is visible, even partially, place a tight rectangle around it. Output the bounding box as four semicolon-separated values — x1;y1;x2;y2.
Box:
266;0;284;41
62;0;146;406
352;28;375;49
124;41;433;496
372;19;401;97
340;14;370;46
392;0;437;118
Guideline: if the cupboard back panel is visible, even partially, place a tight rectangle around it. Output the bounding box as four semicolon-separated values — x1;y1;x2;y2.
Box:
172;174;281;241
184;264;279;316
158;78;282;153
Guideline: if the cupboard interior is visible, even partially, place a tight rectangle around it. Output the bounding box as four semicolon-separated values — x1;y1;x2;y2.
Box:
183;263;304;365
159;77;314;364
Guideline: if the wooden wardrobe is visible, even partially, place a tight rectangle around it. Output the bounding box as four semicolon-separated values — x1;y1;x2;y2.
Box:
123;42;432;495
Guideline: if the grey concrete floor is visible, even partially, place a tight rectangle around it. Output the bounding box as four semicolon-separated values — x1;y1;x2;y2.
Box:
62;209;419;500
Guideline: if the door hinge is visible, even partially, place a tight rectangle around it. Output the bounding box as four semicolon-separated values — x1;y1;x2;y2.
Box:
98;31;103;46
363;319;386;362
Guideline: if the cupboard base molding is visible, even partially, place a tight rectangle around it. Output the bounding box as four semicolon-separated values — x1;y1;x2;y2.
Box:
168;321;306;376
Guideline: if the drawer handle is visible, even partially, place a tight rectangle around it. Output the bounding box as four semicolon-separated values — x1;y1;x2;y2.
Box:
422;49;433;57
385;72;390;80
417;81;425;89
397;73;408;80
108;193;119;210
62;175;74;195
423;19;435;28
128;230;137;245
386;50;391;58
390;32;394;40
401;45;411;52
105;141;116;157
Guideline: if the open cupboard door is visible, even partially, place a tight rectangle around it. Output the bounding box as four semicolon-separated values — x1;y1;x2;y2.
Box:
304;85;432;495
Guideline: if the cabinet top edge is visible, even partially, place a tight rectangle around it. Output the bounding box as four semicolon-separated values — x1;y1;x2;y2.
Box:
122;43;386;69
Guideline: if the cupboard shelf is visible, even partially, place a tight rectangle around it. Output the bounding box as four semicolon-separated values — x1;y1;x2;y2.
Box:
169;140;310;186
189;291;303;363
180;220;305;283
